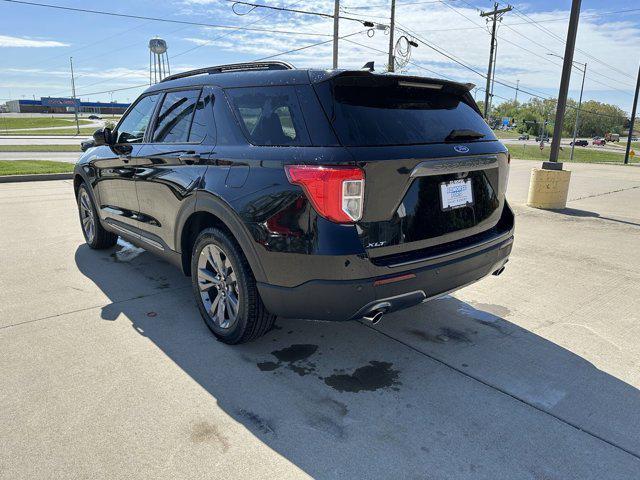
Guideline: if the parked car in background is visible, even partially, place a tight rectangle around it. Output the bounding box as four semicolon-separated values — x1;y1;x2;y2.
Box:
631;136;638;141
570;140;588;147
605;133;620;142
535;135;550;143
593;138;606;146
518;134;529;140
88;115;102;120
73;61;514;344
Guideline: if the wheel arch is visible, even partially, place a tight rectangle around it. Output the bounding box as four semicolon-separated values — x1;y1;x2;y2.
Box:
177;192;267;283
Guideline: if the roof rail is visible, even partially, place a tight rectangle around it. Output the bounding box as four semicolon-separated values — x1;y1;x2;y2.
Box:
161;61;294;83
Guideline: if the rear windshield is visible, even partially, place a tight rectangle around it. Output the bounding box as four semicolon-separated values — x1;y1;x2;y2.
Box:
315;76;495;146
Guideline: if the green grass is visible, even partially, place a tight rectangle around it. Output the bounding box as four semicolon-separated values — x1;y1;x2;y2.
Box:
510;144;639;164
0;160;74;176
494;130;522;139
0;127;96;136
0;144;81;152
0;117;92;129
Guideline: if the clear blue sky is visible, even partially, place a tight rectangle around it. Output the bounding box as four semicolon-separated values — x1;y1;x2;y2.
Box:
1;0;638;112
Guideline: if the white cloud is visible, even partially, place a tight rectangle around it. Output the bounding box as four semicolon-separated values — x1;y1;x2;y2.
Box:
0;35;69;48
172;0;639;109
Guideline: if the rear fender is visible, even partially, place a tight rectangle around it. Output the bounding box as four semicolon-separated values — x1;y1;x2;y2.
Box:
178;191;267;283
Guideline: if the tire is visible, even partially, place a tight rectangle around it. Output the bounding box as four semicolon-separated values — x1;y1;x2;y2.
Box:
191;227;275;344
77;183;118;249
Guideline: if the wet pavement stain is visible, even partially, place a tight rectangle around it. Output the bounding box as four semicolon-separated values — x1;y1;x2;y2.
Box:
324;361;401;393
190;421;230;451
408;327;473;344
408;329;444;343
271;344;318;363
238;409;275;435
109;239;145;263
257;361;279;371
439;327;472;344
256;344;319;376
459;303;512;335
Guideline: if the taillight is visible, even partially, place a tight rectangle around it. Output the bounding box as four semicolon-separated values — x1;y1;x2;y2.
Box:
285;165;365;223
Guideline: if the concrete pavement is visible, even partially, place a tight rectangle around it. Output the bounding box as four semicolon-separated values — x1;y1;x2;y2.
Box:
0;136;88;145
0;160;639;479
0;151;80;162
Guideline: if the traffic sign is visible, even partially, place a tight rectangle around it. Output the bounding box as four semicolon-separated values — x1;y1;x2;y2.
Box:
631;150;636;158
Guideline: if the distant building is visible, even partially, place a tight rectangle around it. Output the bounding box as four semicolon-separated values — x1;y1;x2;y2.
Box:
6;97;130;114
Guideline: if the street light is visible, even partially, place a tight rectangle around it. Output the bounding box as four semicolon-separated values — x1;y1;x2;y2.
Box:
473;87;486;101
548;53;587;161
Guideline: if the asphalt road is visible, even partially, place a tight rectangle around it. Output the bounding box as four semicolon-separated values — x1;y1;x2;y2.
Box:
501;137;628;155
1;160;639;479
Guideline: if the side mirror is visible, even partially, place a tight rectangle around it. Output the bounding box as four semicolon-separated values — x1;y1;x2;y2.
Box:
80;139;95;152
93;127;115;147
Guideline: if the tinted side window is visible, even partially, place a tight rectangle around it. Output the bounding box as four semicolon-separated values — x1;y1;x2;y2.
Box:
188;91;214;143
116;94;160;144
153;90;200;143
226;86;309;146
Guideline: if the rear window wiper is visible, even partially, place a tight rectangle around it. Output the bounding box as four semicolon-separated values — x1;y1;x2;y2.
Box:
445;129;485;142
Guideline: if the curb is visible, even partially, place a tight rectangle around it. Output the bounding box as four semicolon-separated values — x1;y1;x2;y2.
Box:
0;172;73;183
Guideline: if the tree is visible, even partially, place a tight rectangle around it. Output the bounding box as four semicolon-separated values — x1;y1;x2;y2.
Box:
490;97;627;138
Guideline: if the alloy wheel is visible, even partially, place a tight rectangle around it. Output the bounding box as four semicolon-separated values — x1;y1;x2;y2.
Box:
79;189;95;243
197;244;240;329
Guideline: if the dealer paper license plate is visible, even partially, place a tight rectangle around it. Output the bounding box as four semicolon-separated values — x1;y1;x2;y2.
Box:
440;178;473;211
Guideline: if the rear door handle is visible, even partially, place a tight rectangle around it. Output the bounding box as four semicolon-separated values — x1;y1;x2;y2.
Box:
178;153;201;165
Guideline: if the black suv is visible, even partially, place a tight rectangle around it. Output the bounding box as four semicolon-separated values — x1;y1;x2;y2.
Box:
74;61;514;344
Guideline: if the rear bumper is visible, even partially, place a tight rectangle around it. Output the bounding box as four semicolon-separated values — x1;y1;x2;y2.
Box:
257;233;513;321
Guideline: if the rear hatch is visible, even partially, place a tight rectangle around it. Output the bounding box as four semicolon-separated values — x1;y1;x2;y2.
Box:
312;72;509;261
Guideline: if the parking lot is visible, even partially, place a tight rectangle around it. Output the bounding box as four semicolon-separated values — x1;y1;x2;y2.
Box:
1;159;639;479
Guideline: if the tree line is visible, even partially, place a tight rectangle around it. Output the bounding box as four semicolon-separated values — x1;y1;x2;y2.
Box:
482;98;630;137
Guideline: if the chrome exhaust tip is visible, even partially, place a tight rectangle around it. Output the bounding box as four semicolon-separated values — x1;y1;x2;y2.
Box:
362;309;385;325
492;266;506;276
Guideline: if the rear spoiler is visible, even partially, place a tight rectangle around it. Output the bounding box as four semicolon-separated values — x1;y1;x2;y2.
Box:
308;70;481;115
308;70;475;92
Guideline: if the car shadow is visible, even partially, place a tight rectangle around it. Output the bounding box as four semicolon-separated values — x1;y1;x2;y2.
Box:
552;207;640;227
74;241;640;478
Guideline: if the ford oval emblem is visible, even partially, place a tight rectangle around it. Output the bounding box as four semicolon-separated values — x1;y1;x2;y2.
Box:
454;145;470;153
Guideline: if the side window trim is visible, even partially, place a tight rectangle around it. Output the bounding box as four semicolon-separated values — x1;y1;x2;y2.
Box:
149;87;203;145
144;91;166;144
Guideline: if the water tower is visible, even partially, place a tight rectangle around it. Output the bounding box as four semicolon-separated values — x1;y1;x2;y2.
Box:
149;38;170;84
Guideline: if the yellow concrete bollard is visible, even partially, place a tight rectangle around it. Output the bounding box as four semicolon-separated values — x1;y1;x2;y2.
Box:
527;168;571;210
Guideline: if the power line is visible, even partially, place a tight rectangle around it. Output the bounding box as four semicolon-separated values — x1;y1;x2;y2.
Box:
254;29;366;61
0;0;333;37
433;1;636;95
224;0;375;26
510;5;637;81
345;0;443;9
76;30;368;97
171;0;307;60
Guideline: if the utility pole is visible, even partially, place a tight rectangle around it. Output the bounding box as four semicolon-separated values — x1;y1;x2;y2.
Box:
570;62;586;161
70;57;80;135
388;0;396;72
514;79;519;104
480;2;512;119
548;0;581;168
332;0;340;69
624;63;640;165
